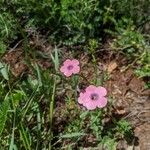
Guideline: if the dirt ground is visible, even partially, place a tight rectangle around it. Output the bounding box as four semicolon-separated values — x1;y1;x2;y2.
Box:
105;68;150;150
2;43;150;149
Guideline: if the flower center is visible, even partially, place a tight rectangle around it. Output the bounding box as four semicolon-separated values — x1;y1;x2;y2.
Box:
90;93;99;101
67;65;73;70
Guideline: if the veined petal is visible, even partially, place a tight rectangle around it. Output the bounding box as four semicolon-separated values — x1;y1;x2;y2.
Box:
84;101;97;110
72;65;80;74
85;85;96;93
63;59;72;66
78;92;85;104
63;70;73;77
96;87;107;97
71;59;80;65
97;97;107;108
60;65;67;73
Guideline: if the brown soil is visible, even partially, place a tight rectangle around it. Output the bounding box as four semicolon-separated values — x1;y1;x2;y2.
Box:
1;43;150;150
2;49;28;77
105;68;150;150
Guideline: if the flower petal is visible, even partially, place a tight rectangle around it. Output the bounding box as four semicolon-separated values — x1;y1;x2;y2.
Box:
78;92;90;104
72;65;80;74
63;70;73;77
85;85;96;93
63;59;72;66
96;87;107;97
60;65;72;77
97;97;107;108
71;59;79;65
78;92;85;104
84;101;97;110
60;65;66;73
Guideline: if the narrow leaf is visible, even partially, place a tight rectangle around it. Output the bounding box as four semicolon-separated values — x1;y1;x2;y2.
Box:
60;132;86;138
0;99;9;136
0;62;9;80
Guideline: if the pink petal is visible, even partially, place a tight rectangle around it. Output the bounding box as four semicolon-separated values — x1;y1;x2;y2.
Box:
78;92;85;104
60;65;72;77
78;92;90;104
63;70;73;77
60;65;66;73
63;59;72;66
85;85;96;93
84;101;97;110
95;87;107;97
72;65;80;74
97;97;107;108
71;59;79;65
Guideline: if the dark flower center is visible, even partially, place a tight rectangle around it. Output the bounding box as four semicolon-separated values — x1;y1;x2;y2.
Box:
90;93;99;101
67;65;73;70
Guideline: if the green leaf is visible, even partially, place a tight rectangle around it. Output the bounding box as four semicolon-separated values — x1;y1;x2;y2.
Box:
0;99;9;136
51;47;59;71
0;62;9;80
0;41;7;54
19;123;31;150
80;111;89;119
101;136;117;150
35;64;42;87
60;132;86;138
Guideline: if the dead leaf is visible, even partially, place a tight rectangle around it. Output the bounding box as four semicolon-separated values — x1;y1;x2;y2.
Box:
116;109;126;115
11;62;27;77
107;61;118;73
114;106;126;115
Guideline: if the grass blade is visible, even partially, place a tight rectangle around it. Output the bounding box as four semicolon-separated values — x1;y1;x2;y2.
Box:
0;99;9;136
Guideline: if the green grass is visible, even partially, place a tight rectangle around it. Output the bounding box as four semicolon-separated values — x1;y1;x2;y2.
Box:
0;0;149;149
0;46;134;149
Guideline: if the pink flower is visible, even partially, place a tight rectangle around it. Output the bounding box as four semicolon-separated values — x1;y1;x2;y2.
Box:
60;59;80;77
78;85;107;110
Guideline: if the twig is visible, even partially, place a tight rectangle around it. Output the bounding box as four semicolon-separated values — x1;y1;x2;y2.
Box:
9;40;23;52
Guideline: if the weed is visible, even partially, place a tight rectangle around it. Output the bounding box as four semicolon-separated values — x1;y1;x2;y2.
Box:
0;1;148;149
135;51;150;78
109;18;150;79
1;0;149;46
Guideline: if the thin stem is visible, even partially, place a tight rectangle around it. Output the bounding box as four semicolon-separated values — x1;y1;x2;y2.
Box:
49;78;56;150
92;54;98;85
9;110;16;150
21;85;39;120
71;75;79;99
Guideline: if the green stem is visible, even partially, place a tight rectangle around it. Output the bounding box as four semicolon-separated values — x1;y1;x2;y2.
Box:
21;85;39;120
71;75;79;99
9;111;16;150
19;123;31;150
49;78;56;150
92;54;98;85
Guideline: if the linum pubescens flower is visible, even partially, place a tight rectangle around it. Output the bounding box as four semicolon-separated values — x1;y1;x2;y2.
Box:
60;59;80;77
78;85;107;110
60;59;108;110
